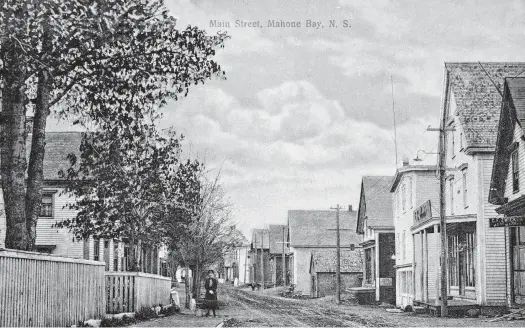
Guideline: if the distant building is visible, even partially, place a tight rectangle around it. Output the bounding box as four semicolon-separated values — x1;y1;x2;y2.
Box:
269;224;291;286
288;208;360;295
356;176;396;304
223;244;251;284
250;228;271;285
488;77;525;306
309;249;363;298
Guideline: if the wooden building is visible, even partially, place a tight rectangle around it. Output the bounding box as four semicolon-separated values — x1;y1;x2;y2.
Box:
431;62;525;310
391;164;439;309
269;224;292;286
356;176;396;304
0;132;164;275
488;77;525;306
309;249;363;298
288;208;360;296
250;228;271;285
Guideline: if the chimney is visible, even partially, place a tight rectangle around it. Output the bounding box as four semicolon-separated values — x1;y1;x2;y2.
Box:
402;155;409;167
348;205;353;211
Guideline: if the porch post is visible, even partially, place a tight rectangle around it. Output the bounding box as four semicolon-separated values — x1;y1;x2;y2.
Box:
412;232;416;301
375;234;380;301
108;239;115;271
423;229;428;302
117;242;123;271
434;224;440;306
99;238;105;269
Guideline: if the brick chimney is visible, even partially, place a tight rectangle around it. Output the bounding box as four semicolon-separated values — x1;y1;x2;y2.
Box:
402;155;410;166
348;205;353;211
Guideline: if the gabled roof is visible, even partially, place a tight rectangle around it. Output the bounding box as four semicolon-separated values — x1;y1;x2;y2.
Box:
356;176;394;233
444;62;525;151
489;77;525;205
269;224;289;255
309;249;363;273
288;210;360;248
252;229;270;249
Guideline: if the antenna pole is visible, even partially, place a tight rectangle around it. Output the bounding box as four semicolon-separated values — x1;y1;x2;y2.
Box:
391;75;399;166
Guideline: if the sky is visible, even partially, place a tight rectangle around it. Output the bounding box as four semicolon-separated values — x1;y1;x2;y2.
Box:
47;0;525;238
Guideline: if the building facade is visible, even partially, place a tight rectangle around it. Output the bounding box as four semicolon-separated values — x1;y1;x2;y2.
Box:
437;62;525;308
488;77;525;306
391;165;439;309
356;176;396;304
288;208;360;295
250;228;271;285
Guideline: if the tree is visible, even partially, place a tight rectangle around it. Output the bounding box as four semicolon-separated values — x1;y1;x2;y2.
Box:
0;0;227;250
56;122;202;271
167;172;245;302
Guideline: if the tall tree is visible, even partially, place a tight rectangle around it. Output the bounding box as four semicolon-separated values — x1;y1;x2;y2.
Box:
56;122;202;271
0;0;226;250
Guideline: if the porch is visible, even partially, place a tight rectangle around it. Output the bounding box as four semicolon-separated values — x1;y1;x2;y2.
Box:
413;298;479;316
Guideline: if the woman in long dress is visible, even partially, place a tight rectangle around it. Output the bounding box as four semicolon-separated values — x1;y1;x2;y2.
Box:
204;270;218;317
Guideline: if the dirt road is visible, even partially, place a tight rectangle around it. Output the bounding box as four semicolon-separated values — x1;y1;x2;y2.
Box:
135;285;524;327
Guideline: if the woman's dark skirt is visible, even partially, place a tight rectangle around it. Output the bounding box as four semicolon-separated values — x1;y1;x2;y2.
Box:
204;292;218;310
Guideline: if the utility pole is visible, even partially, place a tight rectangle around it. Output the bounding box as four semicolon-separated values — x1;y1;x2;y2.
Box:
330;204;343;304
260;230;265;291
276;226;290;286
428;122;453;317
254;233;257;285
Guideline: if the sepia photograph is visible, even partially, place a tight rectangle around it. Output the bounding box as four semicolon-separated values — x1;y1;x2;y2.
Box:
0;0;524;327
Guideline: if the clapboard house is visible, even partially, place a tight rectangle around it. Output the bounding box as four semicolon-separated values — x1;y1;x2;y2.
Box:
288;208;360;296
0;132;163;274
356;176;396;304
488;77;525;306
309;249;363;298
425;62;525;312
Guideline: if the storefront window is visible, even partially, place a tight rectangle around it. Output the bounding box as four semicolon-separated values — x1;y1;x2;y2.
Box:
448;229;476;289
365;248;372;284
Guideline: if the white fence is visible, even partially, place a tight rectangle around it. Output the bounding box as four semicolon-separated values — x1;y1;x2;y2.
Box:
0;248;106;327
105;272;171;314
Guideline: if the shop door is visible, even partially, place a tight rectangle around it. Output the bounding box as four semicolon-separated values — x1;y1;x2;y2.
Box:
513;226;525;305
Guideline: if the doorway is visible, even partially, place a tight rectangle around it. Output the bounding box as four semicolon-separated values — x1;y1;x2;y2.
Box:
512;226;525;305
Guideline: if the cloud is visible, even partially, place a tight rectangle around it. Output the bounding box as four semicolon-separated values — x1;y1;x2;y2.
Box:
160;81;438;234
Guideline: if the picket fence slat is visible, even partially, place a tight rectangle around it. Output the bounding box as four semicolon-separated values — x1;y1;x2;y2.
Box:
0;248;105;327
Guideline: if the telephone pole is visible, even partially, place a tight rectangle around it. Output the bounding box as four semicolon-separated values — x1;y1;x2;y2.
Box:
260;230;265;291
276;226;290;286
428;122;453;317
330;204;343;304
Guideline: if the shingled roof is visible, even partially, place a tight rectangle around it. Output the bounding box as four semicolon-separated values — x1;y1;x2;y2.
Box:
489;77;525;205
309;249;363;273
444;62;525;150
356;176;394;233
288;209;360;248
40;132;82;180
269;224;289;255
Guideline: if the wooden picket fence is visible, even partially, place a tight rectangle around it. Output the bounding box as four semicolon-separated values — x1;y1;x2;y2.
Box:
0;248;106;327
105;271;171;314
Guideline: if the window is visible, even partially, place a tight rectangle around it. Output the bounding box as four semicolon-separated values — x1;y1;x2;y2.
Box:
448;231;476;288
512;150;519;193
449;179;454;215
451;132;455;157
401;184;406;212
462;170;468;208
93;238;100;261
365;248;372;284
40;194;53;217
402;230;407;261
408;177;413;209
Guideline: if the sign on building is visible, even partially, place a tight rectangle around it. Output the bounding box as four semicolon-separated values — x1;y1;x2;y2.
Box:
414;200;432;225
489;216;525;227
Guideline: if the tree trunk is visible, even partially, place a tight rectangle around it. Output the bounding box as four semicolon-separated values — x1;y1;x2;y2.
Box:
26;22;53;251
1;40;29;250
184;266;190;309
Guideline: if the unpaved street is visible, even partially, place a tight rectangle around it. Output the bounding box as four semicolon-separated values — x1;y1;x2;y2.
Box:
135;285;524;327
